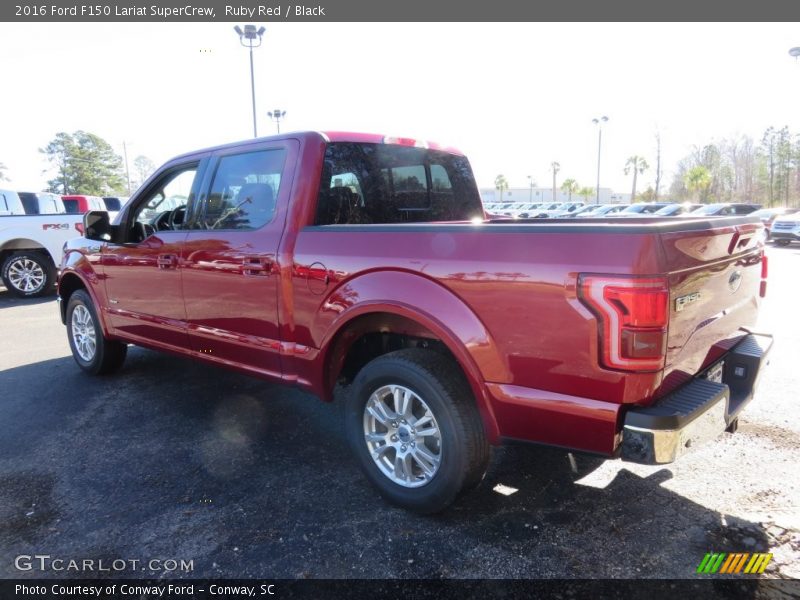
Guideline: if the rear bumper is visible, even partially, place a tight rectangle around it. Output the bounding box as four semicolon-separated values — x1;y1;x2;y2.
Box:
621;333;773;464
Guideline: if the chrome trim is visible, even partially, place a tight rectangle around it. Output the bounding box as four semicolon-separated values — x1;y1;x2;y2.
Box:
622;396;727;464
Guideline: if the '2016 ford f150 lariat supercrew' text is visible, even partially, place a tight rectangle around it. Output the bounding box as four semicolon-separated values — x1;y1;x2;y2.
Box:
57;131;772;512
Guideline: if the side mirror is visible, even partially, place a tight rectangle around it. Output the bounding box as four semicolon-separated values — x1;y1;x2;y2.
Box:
84;210;112;241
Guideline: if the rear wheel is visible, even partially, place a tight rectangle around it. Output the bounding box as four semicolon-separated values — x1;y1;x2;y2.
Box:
1;251;56;298
774;239;791;247
66;290;127;375
345;348;489;513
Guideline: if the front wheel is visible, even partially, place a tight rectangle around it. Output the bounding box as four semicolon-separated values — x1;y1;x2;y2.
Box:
345;348;489;514
774;239;791;247
66;289;127;375
1;251;56;298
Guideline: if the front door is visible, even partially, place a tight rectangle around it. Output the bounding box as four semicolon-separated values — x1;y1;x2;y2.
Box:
102;163;203;351
181;142;297;379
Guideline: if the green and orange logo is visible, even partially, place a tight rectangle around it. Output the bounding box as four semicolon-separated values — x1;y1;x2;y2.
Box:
697;552;773;574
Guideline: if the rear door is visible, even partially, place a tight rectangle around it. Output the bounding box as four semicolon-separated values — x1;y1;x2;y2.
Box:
180;140;298;379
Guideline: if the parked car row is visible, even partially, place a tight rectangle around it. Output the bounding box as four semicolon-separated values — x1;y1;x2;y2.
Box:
0;188;126;216
482;201;768;221
0;189;128;298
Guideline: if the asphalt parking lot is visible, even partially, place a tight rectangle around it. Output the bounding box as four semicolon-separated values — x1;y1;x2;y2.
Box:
0;244;798;582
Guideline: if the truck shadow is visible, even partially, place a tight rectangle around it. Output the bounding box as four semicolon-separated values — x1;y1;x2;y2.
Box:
0;286;57;307
0;349;777;584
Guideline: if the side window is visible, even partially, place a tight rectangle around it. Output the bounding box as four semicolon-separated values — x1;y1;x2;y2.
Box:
199;149;287;231
20;196;38;215
134;168;198;226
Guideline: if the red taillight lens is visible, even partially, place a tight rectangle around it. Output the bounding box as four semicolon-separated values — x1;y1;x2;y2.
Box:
75;222;85;235
760;253;768;298
382;136;428;148
579;275;669;372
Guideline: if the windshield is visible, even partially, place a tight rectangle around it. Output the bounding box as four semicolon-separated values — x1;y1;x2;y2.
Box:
690;204;725;215
654;204;682;216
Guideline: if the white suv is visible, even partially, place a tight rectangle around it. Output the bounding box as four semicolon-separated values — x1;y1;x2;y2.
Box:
771;213;800;246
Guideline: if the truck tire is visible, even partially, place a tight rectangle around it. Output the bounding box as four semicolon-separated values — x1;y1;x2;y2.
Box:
1;251;56;298
66;289;127;375
345;348;489;513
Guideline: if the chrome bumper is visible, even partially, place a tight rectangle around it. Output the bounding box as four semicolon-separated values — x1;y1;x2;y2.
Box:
621;333;773;465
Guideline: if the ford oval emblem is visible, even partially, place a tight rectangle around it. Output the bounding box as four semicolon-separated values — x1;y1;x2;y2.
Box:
728;270;743;293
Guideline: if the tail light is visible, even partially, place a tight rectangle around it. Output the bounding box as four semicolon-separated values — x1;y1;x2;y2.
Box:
760;253;768;298
578;275;669;372
382;136;428;148
75;222;85;235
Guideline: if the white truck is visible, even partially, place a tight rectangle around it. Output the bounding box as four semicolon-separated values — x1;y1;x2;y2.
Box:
0;205;84;297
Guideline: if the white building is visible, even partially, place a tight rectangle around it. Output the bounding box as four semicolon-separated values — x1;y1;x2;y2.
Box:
479;186;631;205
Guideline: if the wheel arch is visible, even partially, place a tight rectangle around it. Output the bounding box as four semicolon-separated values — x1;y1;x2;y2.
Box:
0;239;54;264
316;271;509;443
58;270;111;336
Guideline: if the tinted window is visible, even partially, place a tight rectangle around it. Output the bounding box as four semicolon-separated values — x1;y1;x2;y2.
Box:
315;143;482;225
103;198;122;211
19;194;39;215
199;149;286;230
734;205;758;215
63;199;79;213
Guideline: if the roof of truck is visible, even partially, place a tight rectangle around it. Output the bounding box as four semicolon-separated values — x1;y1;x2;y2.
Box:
168;131;465;163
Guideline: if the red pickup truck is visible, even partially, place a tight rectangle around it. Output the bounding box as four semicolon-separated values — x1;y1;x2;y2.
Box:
58;131;772;513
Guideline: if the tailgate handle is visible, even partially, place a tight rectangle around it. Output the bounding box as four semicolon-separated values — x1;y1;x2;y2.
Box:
727;232;753;255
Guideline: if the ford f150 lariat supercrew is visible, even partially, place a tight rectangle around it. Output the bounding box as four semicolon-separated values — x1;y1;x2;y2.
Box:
57;132;772;513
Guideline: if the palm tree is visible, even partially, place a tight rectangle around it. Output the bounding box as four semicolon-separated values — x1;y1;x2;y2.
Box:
624;156;649;203
551;162;560;203
684;166;712;202
561;178;578;201
494;174;509;203
578;186;595;203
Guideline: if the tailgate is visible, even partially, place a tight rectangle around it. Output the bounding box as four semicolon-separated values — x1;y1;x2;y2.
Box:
658;219;765;396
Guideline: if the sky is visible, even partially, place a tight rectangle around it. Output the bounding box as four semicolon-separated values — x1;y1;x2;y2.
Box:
1;22;799;195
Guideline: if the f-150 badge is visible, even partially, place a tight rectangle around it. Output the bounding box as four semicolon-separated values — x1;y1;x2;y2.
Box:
675;292;701;312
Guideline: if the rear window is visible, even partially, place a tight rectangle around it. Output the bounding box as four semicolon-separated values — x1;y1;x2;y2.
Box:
314;143;483;225
63;199;79;213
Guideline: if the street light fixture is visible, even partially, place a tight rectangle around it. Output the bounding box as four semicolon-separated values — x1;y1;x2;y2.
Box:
268;109;287;134
790;47;800;59
234;24;266;138
592;116;609;204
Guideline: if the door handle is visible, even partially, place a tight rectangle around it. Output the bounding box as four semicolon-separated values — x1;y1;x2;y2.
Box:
241;256;272;276
157;254;177;269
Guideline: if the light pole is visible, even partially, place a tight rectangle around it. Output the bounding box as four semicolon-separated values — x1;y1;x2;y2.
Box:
234;25;266;138
592;116;609;204
122;141;131;195
268;109;286;134
527;175;533;202
551;161;560;204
